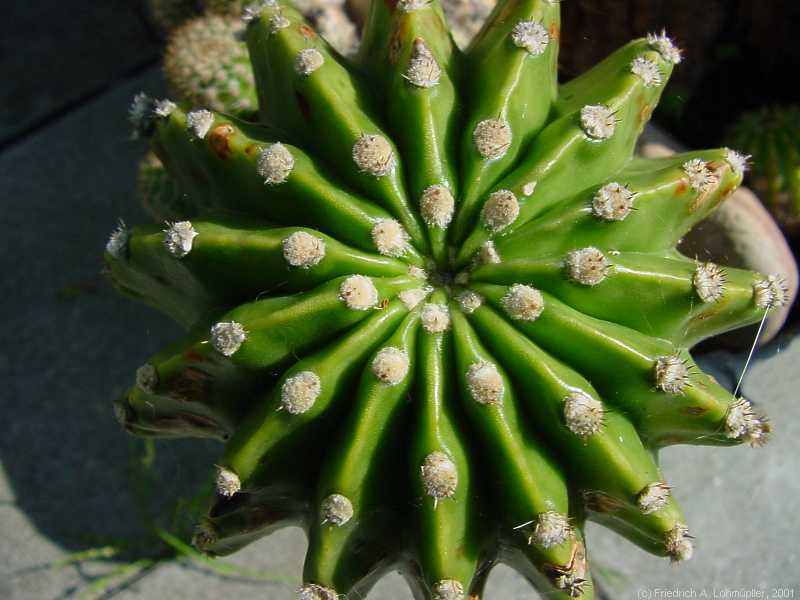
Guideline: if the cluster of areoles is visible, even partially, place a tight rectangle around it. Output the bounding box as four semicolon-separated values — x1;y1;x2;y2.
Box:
164;15;256;113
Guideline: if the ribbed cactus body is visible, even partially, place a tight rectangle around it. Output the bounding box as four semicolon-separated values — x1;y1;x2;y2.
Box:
110;2;785;598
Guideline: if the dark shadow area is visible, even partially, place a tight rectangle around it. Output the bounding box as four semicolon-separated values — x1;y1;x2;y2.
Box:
0;1;160;147
0;67;219;553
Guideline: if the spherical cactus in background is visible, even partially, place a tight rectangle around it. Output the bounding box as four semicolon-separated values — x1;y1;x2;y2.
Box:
110;1;786;598
726;106;800;233
147;0;243;33
164;14;259;114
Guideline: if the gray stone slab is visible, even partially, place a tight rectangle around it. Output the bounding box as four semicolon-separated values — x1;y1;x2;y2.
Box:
1;1;158;145
1;60;798;600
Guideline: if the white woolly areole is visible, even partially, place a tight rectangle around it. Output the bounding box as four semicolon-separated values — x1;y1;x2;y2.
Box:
216;466;241;497
580;104;616;140
241;0;277;23
186;109;215;140
724;148;750;176
372;219;409;257
408;265;428;280
398;0;431;12
563;391;604;437
298;583;338;600
457;290;483;314
295;48;324;76
693;262;725;303
320;493;354;526
372;346;410;385
210;321;247;356
466;362;504;405
406;38;441;88
473;118;512;160
665;525;693;562
154;99;177;118
421;303;450;333
163;221;199;258
630;56;662;87
481;190;519;231
477;241;501;265
399;286;432;310
129;93;152;130
725;397;770;447
510;20;549;56
257;143;294;184
753;274;789;309
421;451;458;499
352;133;396;177
106;220;129;258
282;231;326;268
281;371;322;414
647;30;683;64
592;182;634;221
136;363;158;393
654;354;689;395
192;520;217;552
565;247;610;286
502;284;544;321
420;184;455;228
530;511;571;549
339;275;379;310
683;158;719;192
637;482;671;514
269;13;290;33
432;579;465;600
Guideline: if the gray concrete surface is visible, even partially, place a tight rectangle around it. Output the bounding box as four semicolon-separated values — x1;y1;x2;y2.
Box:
1;60;798;600
1;1;158;145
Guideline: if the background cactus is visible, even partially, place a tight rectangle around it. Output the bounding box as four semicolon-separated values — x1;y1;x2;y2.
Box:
725;106;800;234
110;1;787;598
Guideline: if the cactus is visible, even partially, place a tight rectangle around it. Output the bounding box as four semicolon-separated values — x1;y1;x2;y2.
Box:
110;1;788;598
164;14;259;115
726;106;800;233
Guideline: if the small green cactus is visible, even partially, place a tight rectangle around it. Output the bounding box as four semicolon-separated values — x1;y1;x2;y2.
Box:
164;14;259;114
110;1;787;598
726;106;800;232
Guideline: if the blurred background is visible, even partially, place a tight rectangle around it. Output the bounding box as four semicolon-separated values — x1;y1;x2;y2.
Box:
1;1;799;599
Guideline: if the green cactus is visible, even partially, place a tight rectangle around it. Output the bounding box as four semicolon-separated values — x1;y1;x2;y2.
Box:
164;13;259;115
726;105;800;232
138;151;197;221
110;1;788;598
